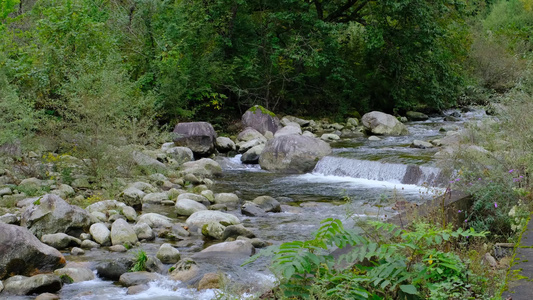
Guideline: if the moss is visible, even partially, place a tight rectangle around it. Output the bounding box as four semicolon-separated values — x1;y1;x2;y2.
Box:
249;105;276;117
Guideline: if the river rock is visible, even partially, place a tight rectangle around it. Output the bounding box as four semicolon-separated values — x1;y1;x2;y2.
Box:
198;273;225;290
406;111;429;121
173;122;217;157
259;135;331;173
119;187;146;209
0;223;65;279
202;221;226;239
35;292;59;300
122;206;137;221
215;137;236;153
237;127;267;143
200;190;214;202
252;196;281;213
142;192;169;204
0;186;12;196
274;125;302;137
176;199;208;216
132;151;166;172
213;193;240;208
54;267;95;283
20;194;92;239
321;133;340;141
177;193;210;206
361;111;409;135
282;116;310;127
241;201;266;217
71;247;84;255
181;158;222;178
3;274;62;295
133;223;155;241
95;257;134;280
236;138;264;153
127;284;149;295
109;245;128;252
80;240;100;249
411;140;433;149
186;211;240;228
241;145;265;164
156;243;181;264
0;213;18;224
223;224;255;240
169;259;200;282
119;271;160;287
198;240;254;256
165;147;194;165
41;233;81;250
157;224;190;240
110;219;138;246
137;213;173;228
242;105;281;134
368;135;382;141
86;200;126;214
89;223;111;245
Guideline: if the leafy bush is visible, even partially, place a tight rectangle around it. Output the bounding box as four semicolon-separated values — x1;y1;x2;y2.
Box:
245;218;489;299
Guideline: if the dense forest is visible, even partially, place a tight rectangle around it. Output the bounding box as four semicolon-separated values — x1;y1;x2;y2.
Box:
0;0;532;145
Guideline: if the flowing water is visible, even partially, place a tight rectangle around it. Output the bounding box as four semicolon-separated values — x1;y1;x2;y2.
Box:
14;109;488;299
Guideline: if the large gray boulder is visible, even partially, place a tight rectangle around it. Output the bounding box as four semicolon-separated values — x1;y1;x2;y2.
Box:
0;223;65;279
361;111;409;135
215;137;236;153
241;145;265;164
20;194;92;238
181;158;222;178
89;223;111;245
40;233;81;250
186;211;240;228
173;122;217;157
3;274;62;295
237;127;267;143
110;219;138;246
175;199;208;216
259;135;331;173
242;105;281;134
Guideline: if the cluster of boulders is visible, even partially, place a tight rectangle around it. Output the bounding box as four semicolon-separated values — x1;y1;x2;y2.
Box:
0;105;478;298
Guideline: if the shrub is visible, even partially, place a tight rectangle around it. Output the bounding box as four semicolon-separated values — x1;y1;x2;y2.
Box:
130;250;148;272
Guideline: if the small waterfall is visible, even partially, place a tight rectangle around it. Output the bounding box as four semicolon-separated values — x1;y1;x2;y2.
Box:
313;156;442;186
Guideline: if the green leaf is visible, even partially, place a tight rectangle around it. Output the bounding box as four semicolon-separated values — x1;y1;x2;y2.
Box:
399;284;418;295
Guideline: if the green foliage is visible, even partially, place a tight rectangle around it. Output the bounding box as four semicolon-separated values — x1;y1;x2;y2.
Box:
245;218;489;299
130;250;147;272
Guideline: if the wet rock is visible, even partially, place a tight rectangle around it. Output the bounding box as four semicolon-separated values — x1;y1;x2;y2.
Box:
3;274;62;295
176;199;208;216
145;255;165;274
361;111;409;135
169;259;199;282
137;213;173;228
80;240;100;249
213;193;240;207
250;238;269;248
127;284;149;295
90;223;111;245
119;271;160;287
215;137;236;153
259;135;331;173
253;196;281;213
0;223;65;279
181;158;222;178
241;145;265;164
133;223;155;241
186;211;240;228
242;105;281;134
321;133;340;141
41;233;81;250
241;201;266;217
197;240;254;256
223;224;255;240
411;140;434;149
173;122;217;157
406;111;429;121
110;219;138;246
71;247;84;255
35;292;59;300
95;257;134;280
109;245;128;252
177;193;210;206
157;224;190;240
368;135;381;141
202;221;226;240
20;194;92;239
198;273;225;290
157;243;181;264
54;267;95;283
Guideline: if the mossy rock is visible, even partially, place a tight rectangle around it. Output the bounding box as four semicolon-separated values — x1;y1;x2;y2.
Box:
249;105;276;117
